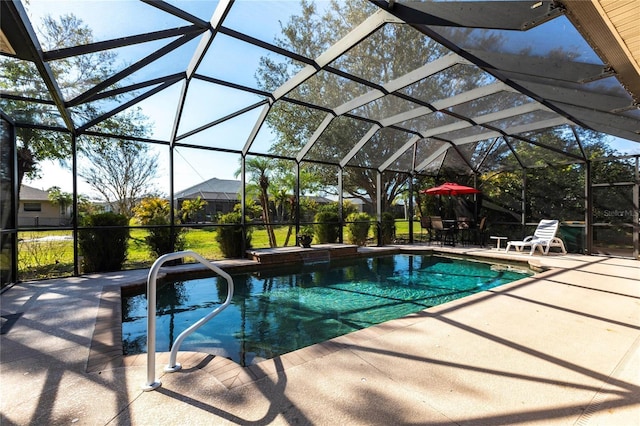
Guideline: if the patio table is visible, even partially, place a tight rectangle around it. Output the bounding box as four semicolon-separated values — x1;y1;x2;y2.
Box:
490;235;507;250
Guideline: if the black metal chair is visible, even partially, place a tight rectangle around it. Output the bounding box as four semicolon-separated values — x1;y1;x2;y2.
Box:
431;216;456;246
474;216;487;246
420;216;433;243
457;216;472;246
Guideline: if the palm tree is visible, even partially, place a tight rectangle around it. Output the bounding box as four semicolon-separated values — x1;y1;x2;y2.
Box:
47;186;73;224
272;166;323;247
237;157;277;248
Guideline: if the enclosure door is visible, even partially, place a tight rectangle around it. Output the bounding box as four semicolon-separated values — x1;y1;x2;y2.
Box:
592;184;638;259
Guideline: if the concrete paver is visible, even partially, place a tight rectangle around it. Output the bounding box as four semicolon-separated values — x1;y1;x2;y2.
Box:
1;247;638;425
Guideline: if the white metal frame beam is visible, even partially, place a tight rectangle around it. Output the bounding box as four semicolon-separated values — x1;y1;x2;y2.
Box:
378;135;420;172
273;9;398;101
249;8;400;156
296;113;336;162
170;0;234;144
339;124;382;168
415;143;450;172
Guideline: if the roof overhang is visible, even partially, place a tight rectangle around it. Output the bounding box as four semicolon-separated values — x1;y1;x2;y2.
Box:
560;0;640;103
371;0;640;144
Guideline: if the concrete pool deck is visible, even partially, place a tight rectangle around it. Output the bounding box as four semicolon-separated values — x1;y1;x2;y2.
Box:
1;246;639;425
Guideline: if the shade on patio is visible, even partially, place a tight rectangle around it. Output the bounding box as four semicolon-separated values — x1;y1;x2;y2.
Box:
2;0;640;283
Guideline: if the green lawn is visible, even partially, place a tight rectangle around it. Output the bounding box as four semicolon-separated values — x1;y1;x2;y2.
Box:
17;225;300;280
16;220;423;281
17;231;75;279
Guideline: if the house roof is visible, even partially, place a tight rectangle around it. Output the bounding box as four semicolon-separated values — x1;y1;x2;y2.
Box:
306;195;333;204
175;177;334;205
19;184;49;201
175;178;241;200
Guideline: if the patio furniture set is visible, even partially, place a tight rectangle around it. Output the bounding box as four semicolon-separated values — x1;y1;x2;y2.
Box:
420;183;567;256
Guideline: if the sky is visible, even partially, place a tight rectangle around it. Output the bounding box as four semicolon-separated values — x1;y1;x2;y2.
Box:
22;0;305;196
19;0;640;197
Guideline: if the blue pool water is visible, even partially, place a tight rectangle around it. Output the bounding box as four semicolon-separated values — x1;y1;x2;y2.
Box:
122;254;531;366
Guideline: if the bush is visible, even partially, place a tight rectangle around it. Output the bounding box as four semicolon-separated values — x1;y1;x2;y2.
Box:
145;218;186;259
374;212;395;245
133;197;186;259
346;212;371;246
215;211;252;258
314;210;340;243
79;212;129;273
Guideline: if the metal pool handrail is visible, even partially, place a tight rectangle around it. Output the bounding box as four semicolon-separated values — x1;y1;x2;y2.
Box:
142;250;234;391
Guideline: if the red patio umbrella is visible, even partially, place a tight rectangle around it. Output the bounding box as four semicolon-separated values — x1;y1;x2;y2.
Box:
421;182;481;222
421;182;480;196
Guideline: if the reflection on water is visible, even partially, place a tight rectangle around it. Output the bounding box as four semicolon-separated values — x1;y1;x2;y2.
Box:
122;254;531;366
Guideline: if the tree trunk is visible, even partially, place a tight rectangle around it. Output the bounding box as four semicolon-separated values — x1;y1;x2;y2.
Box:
283;197;297;246
260;190;277;247
17;147;36;197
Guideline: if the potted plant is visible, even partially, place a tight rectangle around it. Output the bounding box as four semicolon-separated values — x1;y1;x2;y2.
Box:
216;210;252;258
297;225;314;248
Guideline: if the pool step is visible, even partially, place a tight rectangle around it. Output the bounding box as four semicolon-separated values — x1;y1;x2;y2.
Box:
246;244;358;265
301;249;330;265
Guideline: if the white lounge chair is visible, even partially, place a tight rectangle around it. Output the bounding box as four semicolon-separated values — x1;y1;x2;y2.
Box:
505;219;567;255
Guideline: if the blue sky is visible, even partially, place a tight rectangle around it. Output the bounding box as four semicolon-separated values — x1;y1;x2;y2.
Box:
21;0;640;197
23;0;312;195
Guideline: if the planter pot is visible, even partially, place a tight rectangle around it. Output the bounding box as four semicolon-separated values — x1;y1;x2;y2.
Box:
298;235;312;248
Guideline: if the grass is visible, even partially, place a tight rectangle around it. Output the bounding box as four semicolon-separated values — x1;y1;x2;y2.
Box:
18;231;75;280
16;224;299;280
126;228;155;268
15;220;426;281
249;225;297;249
13;218;627;281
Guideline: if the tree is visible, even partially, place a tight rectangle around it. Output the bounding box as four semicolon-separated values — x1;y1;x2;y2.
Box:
179;196;208;223
1;14;112;189
133;197;186;259
256;1;498;212
47;186;72;214
236;157;277;247
269;163;323;246
0;13;153;209
480;128;619;222
47;186;98;220
79;138;158;218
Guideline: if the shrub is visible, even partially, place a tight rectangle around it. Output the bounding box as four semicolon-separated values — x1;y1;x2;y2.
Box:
78;212;129;273
346;212;371;246
316;200;358;219
215;211;252;258
133;198;186;259
314;210;340;243
374;212;395;245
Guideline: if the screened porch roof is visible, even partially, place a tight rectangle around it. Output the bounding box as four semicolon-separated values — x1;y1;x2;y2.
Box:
1;0;639;177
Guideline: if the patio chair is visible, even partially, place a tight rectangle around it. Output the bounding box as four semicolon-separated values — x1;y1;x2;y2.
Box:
475;216;487;247
420;216;433;243
505;219;567;255
457;216;471;246
431;216;456;246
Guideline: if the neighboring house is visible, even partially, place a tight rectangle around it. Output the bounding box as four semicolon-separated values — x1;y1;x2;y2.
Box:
344;196;404;218
18;185;69;227
175;177;334;223
175;178;242;222
344;197;374;215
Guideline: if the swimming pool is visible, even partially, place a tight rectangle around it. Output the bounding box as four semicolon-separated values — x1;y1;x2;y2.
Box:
122;253;531;366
